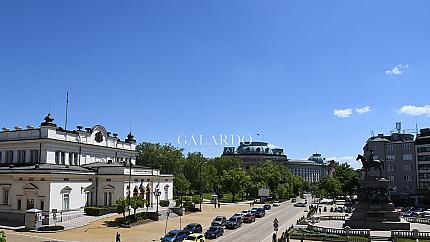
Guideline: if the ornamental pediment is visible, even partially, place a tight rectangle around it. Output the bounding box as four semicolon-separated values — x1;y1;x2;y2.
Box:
23;183;39;190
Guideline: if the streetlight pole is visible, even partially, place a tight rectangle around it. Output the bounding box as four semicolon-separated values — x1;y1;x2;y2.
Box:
155;188;161;214
128;160;132;225
199;162;202;212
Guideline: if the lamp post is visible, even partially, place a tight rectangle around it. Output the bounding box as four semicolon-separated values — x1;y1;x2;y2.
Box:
199;161;207;212
128;160;132;226
155;188;161;213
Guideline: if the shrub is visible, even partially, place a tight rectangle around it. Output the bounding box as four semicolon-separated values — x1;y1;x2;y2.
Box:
37;225;64;231
0;231;5;242
160;200;170;207
183;201;194;211
84;206;109;216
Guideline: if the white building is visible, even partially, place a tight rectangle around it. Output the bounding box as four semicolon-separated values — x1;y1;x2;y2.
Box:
0;114;173;226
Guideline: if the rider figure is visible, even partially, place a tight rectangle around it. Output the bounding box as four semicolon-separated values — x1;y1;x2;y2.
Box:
366;150;375;163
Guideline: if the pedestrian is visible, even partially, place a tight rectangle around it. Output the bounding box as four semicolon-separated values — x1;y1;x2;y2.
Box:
319;207;322;214
218;201;220;208
250;201;252;207
116;232;121;242
272;232;277;242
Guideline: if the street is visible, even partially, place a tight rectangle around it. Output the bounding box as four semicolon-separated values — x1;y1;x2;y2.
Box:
215;199;306;242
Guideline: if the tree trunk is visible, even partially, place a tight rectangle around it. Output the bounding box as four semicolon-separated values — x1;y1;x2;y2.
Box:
232;193;235;203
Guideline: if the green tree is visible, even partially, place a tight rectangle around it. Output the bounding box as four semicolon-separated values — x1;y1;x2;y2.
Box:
221;168;249;202
174;174;190;197
183;152;208;194
115;197;127;219
333;163;359;195
129;196;145;219
136;142;184;174
319;176;342;198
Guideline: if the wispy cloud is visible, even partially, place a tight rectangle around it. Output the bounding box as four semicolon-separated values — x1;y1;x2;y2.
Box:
399;105;430;116
327;156;354;163
356;106;371;114
334;108;352;118
385;64;408;75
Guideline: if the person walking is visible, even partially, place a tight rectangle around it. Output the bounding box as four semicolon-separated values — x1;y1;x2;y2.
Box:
319;207;322;214
116;232;121;242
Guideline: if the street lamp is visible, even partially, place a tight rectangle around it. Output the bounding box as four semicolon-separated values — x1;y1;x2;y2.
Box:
155;188;161;213
199;161;207;212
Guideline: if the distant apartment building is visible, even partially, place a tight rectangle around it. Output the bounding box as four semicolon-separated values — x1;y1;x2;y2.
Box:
415;128;430;205
364;132;417;205
222;142;334;183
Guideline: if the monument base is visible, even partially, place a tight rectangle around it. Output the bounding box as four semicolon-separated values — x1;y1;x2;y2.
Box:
344;219;410;230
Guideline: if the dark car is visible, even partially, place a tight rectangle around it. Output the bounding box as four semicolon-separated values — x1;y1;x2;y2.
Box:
243;213;256;223
263;204;271;210
211;216;227;227
183;223;203;235
205;226;224;239
225;216;242;229
161;230;187;242
294;202;306;207
257;208;266;217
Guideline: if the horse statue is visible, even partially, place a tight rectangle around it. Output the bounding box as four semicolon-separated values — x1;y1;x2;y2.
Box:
356;154;384;177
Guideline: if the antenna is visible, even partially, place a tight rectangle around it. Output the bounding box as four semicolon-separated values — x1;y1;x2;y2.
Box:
48;100;51;114
129;120;132;133
65;92;69;130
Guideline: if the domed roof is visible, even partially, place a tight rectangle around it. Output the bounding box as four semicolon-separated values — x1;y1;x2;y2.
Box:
308;153;325;164
236;142;284;155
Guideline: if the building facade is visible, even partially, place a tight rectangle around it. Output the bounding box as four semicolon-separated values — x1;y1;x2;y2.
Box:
0;114;173;226
415;128;430;205
222;142;333;183
363;132;417;205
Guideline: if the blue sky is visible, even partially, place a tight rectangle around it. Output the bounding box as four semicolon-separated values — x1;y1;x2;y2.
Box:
1;1;430;168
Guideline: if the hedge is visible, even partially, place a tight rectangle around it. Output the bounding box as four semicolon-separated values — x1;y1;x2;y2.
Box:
160;200;170;207
38;225;64;231
84;206;109;216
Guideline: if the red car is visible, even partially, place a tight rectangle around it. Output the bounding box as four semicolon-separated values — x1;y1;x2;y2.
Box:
243;213;256;223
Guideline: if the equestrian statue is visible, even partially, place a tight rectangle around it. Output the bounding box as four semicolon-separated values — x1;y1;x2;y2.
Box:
356;151;384;177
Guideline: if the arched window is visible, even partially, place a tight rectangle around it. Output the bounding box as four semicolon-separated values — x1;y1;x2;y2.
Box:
164;185;169;200
133;187;139;197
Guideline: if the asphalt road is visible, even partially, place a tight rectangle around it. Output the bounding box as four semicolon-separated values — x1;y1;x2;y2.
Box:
215;198;307;242
4;231;77;242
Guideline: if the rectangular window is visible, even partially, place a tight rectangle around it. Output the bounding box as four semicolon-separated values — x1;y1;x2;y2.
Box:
387;165;396;171
387;145;394;151
17;199;21;210
404;176;414;181
26;199;34;210
386;155;396;161
63;194;70;210
403;154;413;161
404;143;413;150
64;178;69;181
418;155;430;161
108;192;112;206
0;151;2;162
55;151;60;164
61;152;65;165
68;153;73;165
6;151;13;162
104;192;107;206
30;150;39;163
17;150;26;163
3;189;9;205
40;200;44;211
74;153;78;165
418;147;430;153
389;176;395;181
404;165;413;171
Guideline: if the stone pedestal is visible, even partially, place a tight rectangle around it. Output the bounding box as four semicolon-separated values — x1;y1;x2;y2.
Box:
344;177;410;230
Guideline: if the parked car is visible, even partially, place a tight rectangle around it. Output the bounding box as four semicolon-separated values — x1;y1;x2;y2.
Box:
402;211;415;217
294;202;306;207
183;233;205;242
263;204;272;210
205;226;224;239
291;198;297;203
211;216;226;227
256;208;266;217
240;210;250;216
183;223;203;235
273;201;280;207
161;230;187;242
225;216;242;229
344;206;353;213
233;213;244;221
243;213;256;223
300;194;306;199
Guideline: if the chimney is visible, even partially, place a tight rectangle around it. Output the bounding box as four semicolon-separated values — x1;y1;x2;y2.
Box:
76;125;83;131
15;126;22;130
26;125;34;129
2;127;9;131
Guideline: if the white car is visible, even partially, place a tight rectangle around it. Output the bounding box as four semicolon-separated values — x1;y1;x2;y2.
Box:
273;201;280;207
240;210;250;216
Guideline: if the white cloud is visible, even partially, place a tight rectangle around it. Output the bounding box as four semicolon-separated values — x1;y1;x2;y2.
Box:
385;64;408;75
334;108;352;118
356;106;371;114
399;105;430;116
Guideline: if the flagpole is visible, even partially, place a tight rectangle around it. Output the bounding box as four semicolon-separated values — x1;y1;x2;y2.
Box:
65;92;69;130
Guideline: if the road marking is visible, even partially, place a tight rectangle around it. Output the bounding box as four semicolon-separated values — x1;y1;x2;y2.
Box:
261;208;305;242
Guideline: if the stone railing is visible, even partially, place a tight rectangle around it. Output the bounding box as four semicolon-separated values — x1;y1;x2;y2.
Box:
308;224;370;237
404;217;430;225
392;229;430;240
